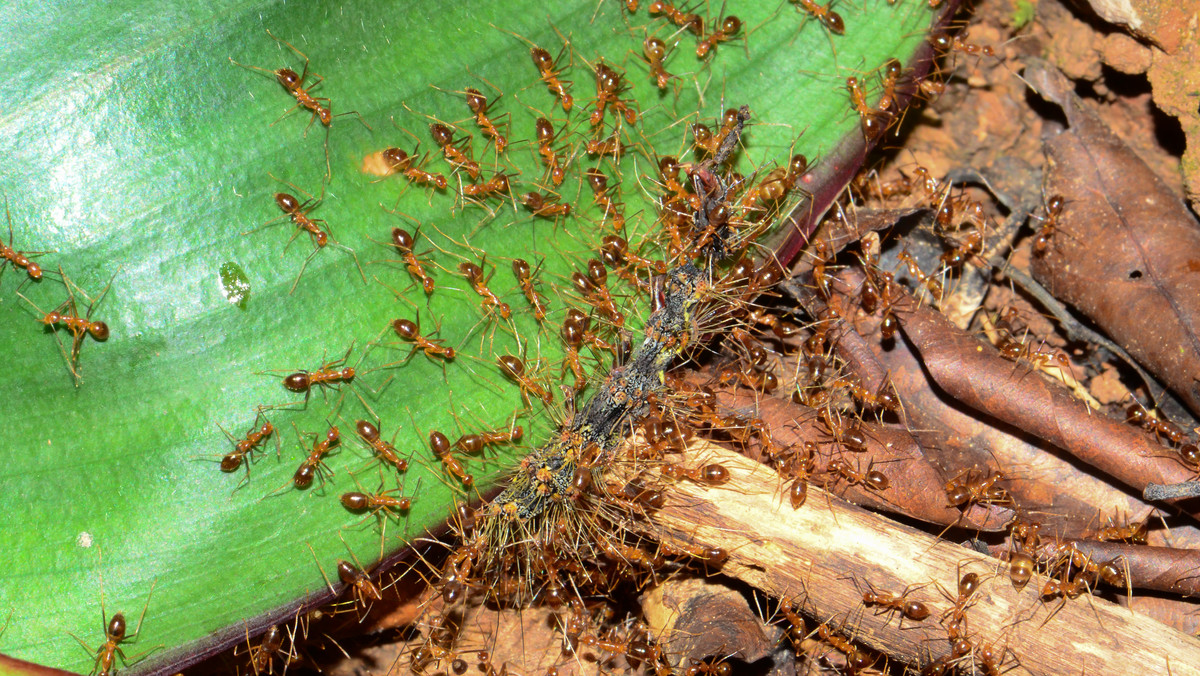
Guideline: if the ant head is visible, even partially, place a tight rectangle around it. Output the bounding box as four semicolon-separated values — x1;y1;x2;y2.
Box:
26;261;41;279
317;107;332;125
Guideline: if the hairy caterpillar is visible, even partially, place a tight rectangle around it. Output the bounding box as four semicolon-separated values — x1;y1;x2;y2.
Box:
427;107;788;612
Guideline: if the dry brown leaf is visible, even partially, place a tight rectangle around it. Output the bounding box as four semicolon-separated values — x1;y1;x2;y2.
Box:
1025;60;1200;416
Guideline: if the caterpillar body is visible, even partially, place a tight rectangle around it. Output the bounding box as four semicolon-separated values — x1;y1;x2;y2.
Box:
446;107;776;597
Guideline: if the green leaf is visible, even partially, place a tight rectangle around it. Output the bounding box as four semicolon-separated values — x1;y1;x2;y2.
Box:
0;0;938;672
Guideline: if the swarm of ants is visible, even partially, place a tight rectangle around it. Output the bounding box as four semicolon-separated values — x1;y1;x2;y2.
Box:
15;0;1200;672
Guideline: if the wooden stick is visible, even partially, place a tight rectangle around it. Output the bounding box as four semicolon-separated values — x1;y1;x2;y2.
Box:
641;441;1200;675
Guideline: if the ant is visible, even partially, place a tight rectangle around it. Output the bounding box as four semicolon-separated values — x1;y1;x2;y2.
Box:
534;118;567;186
429;122;480;179
696;16;742;58
1032;194;1065;256
455;421;523;455
69;565;160;676
389;227;436;295
648;1;704;35
1096;513;1150;544
586;132;626;159
944;470;1012;509
340;470;416;525
929;31;997;59
512;258;550;321
498;354;554;406
661;462;730;485
229;31;367;178
20;266;116;385
586;168;626;229
218;414;277;476
717;362;779;393
560;310;592;390
520;191;572;219
601;235;666;274
830;375;900;413
783;443;817;509
463;87;507;152
846;77;885;140
826;457;889;491
280;345;357;402
642;37;674;90
1;198;47;283
997;333;1076;383
459;260;512;319
382;146;447;190
530;46;573;112
856;579;931;623
940;568;981;633
1125;399;1188;446
431;429;474;487
460;172;511;201
311;543;384;614
269;190;328;249
1006;550;1035;590
813;622;874;673
248;177;365;294
572;259;624;326
245;624;293;675
658;155;693;204
896;250;944;299
391;317;457;362
657;540;729;567
790;0;845;34
355;419;409;472
876;58;904;114
292;426;339;489
590;62;637;127
692;122;720;156
229;31;332;128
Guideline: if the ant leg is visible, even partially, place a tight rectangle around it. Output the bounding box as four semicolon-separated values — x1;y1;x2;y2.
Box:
227;57;278;78
330;241;368;285
289;247;321;296
306;543;338;596
269;103;303;127
118;580;162;665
